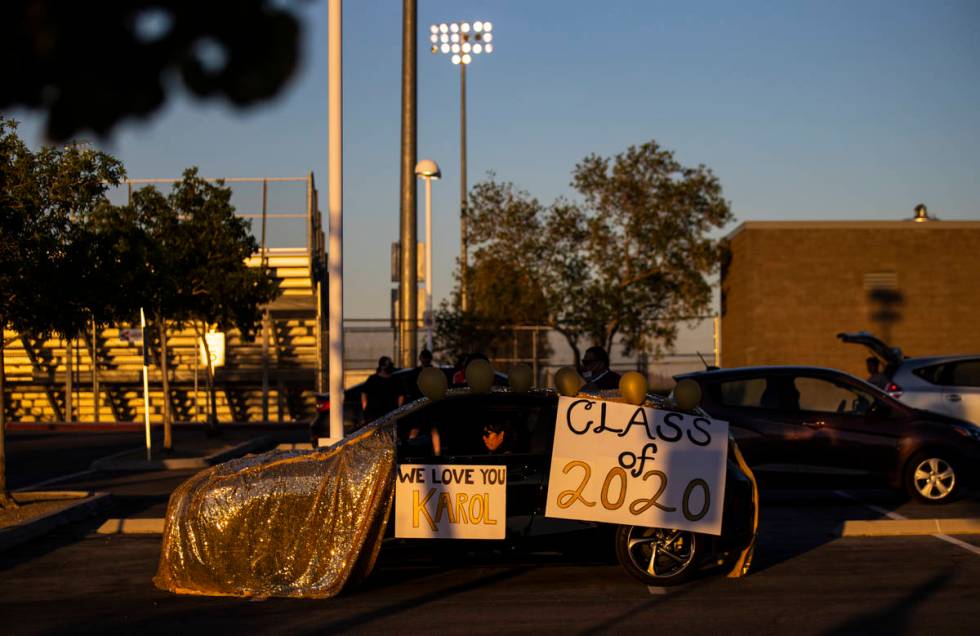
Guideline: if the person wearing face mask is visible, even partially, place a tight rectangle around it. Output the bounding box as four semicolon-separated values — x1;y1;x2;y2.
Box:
361;356;401;423
580;345;621;391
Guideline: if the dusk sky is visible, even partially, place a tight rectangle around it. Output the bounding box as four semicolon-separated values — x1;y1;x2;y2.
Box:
7;0;980;318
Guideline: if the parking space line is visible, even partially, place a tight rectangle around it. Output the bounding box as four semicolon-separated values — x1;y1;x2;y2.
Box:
931;534;980;557
833;490;980;557
16;469;96;492
832;490;905;521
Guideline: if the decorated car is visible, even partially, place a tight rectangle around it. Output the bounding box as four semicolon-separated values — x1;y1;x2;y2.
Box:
155;365;758;598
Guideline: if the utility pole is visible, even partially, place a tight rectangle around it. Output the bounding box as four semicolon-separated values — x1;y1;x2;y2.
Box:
398;0;418;368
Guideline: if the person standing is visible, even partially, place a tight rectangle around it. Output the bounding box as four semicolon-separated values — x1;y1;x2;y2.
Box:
361;356;401;422
400;348;434;405
581;345;621;391
866;357;889;390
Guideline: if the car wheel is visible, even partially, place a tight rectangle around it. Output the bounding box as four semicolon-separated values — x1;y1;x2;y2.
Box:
614;525;700;586
904;451;961;504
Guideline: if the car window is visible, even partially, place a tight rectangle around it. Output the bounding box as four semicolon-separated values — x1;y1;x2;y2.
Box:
528;402;558;454
396;394;553;458
719;379;767;407
794;377;874;415
949;360;980;388
911;363;947;385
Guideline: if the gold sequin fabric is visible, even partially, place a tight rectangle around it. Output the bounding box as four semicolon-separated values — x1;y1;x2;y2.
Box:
154;421;396;598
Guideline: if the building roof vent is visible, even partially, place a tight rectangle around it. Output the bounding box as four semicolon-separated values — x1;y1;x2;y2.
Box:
909;203;937;222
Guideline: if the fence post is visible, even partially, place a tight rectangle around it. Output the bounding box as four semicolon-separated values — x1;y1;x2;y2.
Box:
532;327;539;387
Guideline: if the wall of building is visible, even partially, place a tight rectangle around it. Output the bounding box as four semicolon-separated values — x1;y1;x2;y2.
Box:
720;221;980;377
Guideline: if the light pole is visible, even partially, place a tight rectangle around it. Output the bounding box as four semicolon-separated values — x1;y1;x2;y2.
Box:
327;0;344;444
415;159;441;351
429;20;494;312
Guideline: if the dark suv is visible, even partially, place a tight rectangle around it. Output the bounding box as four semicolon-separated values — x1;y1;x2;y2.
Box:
676;366;980;503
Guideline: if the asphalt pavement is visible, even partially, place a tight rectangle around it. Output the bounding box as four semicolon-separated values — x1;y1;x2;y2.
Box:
1;427;979;634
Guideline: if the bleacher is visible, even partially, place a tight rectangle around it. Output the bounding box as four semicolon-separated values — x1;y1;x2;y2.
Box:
1;174;328;426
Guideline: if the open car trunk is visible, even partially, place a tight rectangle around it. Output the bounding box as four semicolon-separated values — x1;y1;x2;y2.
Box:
837;331;905;376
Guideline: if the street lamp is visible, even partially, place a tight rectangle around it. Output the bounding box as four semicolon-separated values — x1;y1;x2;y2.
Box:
429;20;494;312
415;158;441;352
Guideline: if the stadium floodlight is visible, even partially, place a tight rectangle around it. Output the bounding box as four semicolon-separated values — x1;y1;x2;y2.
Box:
428;20;496;310
429;20;495;65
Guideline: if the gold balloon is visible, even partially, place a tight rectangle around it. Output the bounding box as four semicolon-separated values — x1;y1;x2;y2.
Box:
673;378;702;411
417;367;448;401
509;363;533;393
465;359;494;394
619;371;648;405
554;366;585;397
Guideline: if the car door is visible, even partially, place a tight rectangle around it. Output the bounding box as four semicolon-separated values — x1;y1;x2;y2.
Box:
699;372;811;470
941;359;980;427
790;373;900;475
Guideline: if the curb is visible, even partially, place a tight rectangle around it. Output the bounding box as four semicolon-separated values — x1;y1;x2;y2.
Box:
96;518;165;535
839;518;980;537
0;491;112;552
90;436;273;471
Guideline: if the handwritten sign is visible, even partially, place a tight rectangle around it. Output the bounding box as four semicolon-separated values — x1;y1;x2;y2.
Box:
545;396;729;535
395;464;507;539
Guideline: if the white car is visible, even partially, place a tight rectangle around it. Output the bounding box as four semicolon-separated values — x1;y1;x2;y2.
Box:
838;332;980;427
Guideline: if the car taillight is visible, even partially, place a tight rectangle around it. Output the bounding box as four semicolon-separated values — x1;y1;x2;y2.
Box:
886;382;903;399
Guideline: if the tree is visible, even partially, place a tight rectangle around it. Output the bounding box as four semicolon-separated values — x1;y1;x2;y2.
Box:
127;170;280;434
0;118;125;507
439;140;733;367
433;180;559;365
568;140;733;355
1;0;301;141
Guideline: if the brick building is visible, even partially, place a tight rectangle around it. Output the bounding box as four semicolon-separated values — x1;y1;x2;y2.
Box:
719;220;980;377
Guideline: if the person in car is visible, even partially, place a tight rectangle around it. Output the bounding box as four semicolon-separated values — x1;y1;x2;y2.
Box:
482;421;513;454
581;346;621;391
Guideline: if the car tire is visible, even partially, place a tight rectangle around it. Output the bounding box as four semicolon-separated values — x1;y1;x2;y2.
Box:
903;450;962;505
614;525;700;586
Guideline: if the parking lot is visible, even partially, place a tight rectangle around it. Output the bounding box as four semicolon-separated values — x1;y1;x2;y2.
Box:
1;429;978;635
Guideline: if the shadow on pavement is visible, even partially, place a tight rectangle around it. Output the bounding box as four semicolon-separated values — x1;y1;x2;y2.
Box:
67;566;534;636
748;472;979;574
363;527;616;592
0;516;107;573
821;568;955;636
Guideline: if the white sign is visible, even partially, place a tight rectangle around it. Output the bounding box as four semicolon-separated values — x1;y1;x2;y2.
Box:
395;464;506;540
545;396;729;535
199;332;225;368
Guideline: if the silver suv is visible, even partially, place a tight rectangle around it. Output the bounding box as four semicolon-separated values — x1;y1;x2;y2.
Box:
838;332;980;427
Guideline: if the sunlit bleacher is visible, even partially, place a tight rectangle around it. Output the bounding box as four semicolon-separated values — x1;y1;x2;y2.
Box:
1;176;327;425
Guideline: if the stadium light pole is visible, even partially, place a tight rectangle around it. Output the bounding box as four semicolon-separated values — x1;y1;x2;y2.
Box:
415;159;441;352
327;0;344;444
429;20;494;312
